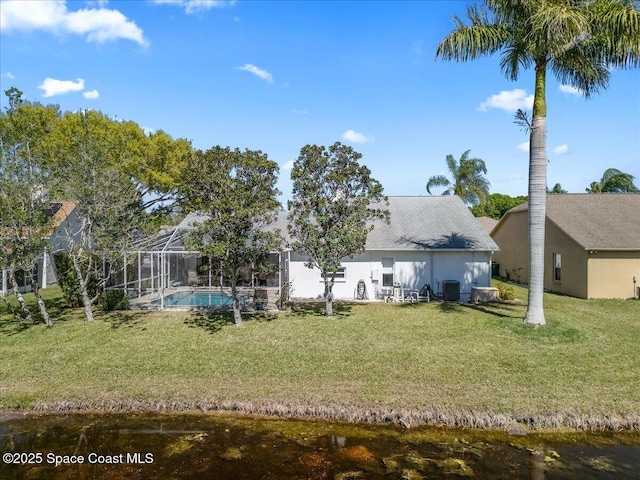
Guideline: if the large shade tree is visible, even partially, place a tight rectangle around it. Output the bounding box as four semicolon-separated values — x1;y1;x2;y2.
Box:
288;142;389;317
586;168;639;192
45;110;147;322
437;0;640;325
180;146;281;326
0;88;59;325
426;150;490;206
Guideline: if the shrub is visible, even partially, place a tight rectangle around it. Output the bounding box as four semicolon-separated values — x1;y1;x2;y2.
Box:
53;253;98;307
498;284;516;301
99;290;130;311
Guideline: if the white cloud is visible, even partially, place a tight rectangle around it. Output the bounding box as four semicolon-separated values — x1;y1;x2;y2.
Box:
342;129;373;144
38;77;85;97
0;0;148;46
142;126;155;135
559;84;583;96
517;141;530;152
282;160;294;170
478;89;534;112
236;64;273;84
553;144;569;154
153;0;234;14
3;72;16;79
83;89;100;99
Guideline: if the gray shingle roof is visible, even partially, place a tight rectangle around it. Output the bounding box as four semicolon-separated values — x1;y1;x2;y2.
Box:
364;196;499;251
176;196;499;252
505;193;640;250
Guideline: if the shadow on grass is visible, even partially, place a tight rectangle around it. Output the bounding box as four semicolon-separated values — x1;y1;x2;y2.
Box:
0;295;79;335
289;301;354;318
99;311;146;329
184;309;279;333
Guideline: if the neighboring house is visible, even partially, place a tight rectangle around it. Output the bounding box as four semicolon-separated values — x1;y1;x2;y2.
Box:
491;193;640;299
285;196;499;301
476;216;498;234
1;201;77;295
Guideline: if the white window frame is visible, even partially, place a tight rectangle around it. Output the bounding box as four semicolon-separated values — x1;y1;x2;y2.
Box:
381;257;394;287
320;266;346;283
553;253;561;282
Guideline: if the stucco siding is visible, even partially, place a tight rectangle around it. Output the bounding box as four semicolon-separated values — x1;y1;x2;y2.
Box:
491;211;529;283
288;250;492;301
544;220;588;298
587;252;640;299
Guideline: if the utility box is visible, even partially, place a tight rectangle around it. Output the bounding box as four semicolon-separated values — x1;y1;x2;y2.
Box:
442;280;460;301
491;262;500;277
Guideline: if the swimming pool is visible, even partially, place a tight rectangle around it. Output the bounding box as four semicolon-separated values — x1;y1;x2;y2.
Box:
153;291;248;307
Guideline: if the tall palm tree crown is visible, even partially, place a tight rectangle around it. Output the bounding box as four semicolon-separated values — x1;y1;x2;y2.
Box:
426;150;490;206
436;0;640;325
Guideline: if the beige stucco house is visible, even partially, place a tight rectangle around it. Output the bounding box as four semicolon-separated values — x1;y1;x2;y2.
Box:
491;194;640;299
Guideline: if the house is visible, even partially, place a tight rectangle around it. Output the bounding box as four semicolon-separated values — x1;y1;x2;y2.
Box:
1;201;77;295
284;196;499;302
490;193;640;299
476;216;498;234
148;196;499;304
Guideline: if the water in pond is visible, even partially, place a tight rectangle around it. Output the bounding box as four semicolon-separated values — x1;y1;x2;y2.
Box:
1;413;639;479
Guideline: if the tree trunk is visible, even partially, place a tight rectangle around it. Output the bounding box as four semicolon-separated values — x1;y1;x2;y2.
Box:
28;269;52;326
524;63;547;326
324;278;333;317
231;273;243;326
8;268;32;322
0;293;22;322
71;254;95;322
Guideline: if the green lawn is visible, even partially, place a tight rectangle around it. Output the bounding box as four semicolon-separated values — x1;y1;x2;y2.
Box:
1;283;639;430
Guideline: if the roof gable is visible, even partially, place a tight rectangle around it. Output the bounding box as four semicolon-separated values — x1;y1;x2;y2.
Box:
365;196;499;251
497;194;640;250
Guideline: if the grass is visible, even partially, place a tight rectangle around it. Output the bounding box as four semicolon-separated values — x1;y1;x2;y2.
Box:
1;282;639;430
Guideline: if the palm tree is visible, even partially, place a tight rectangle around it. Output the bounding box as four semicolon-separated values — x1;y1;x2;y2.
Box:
426;150;490;206
586;168;639;192
436;0;640;325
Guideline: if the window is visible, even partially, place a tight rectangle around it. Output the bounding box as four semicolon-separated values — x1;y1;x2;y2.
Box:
382;257;394;287
321;267;346;281
553;253;561;282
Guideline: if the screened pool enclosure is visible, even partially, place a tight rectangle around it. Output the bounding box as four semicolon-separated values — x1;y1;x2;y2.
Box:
107;215;290;310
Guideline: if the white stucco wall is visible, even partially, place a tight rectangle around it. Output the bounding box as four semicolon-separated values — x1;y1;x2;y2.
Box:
288;250;492;301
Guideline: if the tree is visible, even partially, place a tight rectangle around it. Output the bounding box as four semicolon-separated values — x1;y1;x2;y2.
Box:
437;0;640;325
180;146;281;326
471;192;528;219
547;183;568;193
586;168;639;192
0;89;59;325
45;110;146;322
288;142;389;317
426;150;490;206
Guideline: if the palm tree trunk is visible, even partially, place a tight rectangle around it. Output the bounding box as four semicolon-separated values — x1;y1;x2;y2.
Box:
524;64;548;326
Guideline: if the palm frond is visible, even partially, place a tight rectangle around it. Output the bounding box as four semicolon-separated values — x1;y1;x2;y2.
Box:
426;175;451;195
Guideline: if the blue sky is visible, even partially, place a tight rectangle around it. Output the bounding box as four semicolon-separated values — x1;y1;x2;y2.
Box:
1;0;639;204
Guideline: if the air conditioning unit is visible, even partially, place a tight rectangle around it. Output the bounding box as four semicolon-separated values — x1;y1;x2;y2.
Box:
442;280;460;301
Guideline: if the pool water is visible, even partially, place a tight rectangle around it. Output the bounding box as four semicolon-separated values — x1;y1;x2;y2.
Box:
153;291;247;307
